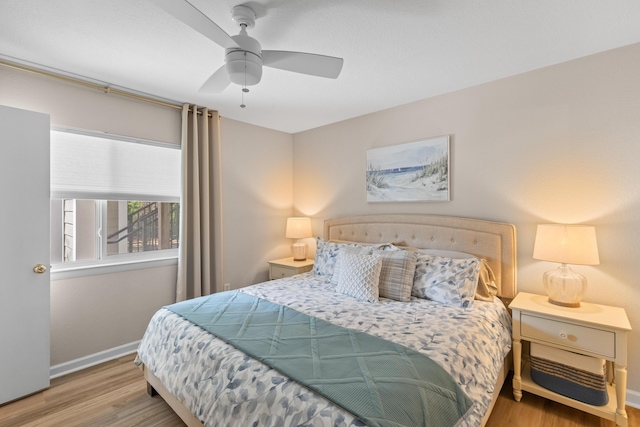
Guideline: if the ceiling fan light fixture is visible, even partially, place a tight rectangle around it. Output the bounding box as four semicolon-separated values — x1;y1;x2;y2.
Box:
226;50;262;86
226;27;263;86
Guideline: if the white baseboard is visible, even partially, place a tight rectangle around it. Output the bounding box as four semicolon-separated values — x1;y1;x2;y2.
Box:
49;340;140;379
627;388;640;409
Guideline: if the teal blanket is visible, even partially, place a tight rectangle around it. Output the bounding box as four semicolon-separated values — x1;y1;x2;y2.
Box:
165;291;472;427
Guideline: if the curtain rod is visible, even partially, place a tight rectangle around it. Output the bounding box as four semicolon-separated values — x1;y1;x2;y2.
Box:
0;59;215;117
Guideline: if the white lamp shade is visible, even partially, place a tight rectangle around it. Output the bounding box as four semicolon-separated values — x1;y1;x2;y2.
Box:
533;224;599;307
533;224;599;266
285;217;312;239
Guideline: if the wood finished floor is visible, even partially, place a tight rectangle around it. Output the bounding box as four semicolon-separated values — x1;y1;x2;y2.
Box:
0;353;638;426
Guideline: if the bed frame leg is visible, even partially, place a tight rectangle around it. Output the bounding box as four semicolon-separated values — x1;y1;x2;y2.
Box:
147;382;158;397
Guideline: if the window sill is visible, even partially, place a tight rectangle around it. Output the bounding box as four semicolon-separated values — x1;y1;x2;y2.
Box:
51;256;178;281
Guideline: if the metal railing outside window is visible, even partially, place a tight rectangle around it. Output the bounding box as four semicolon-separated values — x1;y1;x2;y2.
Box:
106;201;179;254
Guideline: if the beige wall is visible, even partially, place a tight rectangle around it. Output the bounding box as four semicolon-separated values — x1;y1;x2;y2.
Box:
293;43;640;394
50;265;177;365
0;65;293;366
220;118;294;288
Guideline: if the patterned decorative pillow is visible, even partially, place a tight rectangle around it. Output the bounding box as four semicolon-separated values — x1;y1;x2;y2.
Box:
311;238;358;280
396;247;498;302
335;252;383;303
330;246;374;286
412;254;482;308
372;249;417;302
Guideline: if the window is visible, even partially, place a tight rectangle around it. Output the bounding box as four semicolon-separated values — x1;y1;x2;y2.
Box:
50;199;179;264
50;128;181;275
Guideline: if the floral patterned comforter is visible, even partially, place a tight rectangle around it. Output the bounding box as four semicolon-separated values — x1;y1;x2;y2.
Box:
135;273;512;427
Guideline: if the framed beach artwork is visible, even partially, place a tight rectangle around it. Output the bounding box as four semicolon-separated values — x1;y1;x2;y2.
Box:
366;135;450;202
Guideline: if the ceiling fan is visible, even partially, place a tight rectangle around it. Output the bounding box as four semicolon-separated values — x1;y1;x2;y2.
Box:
151;0;344;93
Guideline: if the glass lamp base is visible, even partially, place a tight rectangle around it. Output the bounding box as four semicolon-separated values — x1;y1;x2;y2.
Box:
291;241;308;261
543;264;587;308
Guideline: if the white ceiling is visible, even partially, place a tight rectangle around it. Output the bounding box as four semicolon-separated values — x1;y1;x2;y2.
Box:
2;0;640;134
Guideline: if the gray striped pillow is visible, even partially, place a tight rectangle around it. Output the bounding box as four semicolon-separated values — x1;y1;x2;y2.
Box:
372;249;418;302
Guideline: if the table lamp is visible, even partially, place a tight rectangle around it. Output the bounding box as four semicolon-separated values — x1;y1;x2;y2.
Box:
533;224;599;307
286;217;312;261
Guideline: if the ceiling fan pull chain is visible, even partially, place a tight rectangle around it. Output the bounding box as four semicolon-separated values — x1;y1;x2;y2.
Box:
240;52;248;108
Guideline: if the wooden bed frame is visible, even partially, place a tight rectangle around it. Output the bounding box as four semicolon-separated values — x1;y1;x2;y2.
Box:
144;214;517;427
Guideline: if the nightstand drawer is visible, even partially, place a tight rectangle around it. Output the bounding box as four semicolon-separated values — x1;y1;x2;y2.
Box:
521;314;615;358
270;265;296;279
268;257;314;280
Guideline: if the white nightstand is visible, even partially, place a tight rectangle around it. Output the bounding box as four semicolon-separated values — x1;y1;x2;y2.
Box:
268;257;314;280
509;292;632;427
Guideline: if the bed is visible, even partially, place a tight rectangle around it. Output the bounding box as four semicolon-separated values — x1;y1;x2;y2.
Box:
135;214;517;426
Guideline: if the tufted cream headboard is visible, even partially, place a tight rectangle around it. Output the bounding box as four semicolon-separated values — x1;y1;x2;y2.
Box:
324;214;517;299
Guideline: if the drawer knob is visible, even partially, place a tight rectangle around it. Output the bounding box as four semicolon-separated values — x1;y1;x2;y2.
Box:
559;332;568;340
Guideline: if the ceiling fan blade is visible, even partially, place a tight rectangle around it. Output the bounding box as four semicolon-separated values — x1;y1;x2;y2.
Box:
262;51;344;79
199;65;231;93
151;0;239;49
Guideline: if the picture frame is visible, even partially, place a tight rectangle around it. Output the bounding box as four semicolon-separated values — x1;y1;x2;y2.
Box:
366;135;450;202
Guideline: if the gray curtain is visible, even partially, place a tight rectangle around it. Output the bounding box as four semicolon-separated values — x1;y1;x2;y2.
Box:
176;104;221;302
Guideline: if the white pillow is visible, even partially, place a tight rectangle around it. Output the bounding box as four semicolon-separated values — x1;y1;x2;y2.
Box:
335;252;383;303
330;246;374;286
415;249;477;258
385;244;475;259
412;254;481;308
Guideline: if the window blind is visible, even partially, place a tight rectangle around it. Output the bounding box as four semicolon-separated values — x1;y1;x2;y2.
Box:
50;129;180;201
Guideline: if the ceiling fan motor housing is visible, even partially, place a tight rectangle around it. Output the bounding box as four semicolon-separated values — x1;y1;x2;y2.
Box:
226;31;262;86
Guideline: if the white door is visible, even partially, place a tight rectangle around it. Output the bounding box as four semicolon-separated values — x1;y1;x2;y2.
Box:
0;105;51;404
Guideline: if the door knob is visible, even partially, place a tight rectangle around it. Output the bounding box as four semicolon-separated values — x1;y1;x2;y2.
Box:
33;264;47;274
